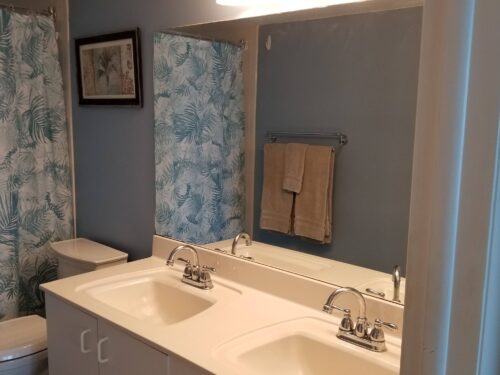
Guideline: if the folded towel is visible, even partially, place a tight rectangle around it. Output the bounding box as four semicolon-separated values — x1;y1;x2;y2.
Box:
260;143;294;234
283;143;308;193
293;146;334;243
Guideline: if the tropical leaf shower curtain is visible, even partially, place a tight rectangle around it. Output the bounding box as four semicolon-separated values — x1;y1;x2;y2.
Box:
0;10;73;320
154;33;245;244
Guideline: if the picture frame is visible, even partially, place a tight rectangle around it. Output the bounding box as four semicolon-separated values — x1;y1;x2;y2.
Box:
75;29;143;106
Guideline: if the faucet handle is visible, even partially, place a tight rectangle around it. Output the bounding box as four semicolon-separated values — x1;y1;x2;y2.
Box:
175;257;194;277
200;266;216;281
199;266;215;289
166;255;194;278
202;265;216;273
338;309;354;332
369;318;398;343
182;261;193;278
323;304;354;333
375;318;398;330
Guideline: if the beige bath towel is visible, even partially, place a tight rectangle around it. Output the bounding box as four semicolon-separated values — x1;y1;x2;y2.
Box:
283;143;308;193
260;143;294;234
293;146;334;243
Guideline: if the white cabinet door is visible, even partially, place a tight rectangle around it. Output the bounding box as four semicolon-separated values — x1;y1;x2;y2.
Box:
45;294;99;375
46;295;208;375
97;320;169;375
169;354;212;375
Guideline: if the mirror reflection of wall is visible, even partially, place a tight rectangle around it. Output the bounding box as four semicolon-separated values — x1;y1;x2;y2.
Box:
254;7;422;276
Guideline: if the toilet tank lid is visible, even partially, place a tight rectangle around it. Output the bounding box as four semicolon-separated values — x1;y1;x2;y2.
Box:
0;315;47;362
51;238;128;265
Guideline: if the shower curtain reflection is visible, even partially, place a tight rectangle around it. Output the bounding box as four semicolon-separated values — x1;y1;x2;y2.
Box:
154;33;245;244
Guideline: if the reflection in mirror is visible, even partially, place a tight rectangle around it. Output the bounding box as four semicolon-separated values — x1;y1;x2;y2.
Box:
153;1;422;305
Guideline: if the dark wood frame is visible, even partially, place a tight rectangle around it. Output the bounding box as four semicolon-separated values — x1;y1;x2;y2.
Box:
75;29;143;106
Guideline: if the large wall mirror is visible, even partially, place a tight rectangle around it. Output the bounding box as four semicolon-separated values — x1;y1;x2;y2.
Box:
153;0;423;305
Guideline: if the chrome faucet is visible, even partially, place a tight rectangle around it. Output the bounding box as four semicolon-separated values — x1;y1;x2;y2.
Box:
323;287;368;338
392;265;401;302
231;232;252;255
166;245;215;290
166;244;200;267
323;286;398;352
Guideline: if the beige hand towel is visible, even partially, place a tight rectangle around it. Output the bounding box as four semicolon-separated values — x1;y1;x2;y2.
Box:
283;143;308;193
293;146;335;243
260;143;294;234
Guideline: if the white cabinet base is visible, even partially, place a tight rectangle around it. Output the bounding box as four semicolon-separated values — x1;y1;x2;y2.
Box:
98;320;169;375
46;295;99;375
45;295;171;375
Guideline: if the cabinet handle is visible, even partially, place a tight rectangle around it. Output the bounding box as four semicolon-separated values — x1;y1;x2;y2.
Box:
97;337;109;364
80;329;92;354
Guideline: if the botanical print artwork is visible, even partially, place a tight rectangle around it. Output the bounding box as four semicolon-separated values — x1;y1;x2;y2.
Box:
0;10;73;320
93;46;122;95
80;39;136;98
154;33;245;244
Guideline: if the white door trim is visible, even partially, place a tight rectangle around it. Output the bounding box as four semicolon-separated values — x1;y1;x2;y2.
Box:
401;0;500;373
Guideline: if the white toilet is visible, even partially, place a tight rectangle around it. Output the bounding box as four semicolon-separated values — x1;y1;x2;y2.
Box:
0;238;128;374
0;315;48;375
51;238;128;278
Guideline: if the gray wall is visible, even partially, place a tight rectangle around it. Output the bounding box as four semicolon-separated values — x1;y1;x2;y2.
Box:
69;0;245;260
254;8;422;274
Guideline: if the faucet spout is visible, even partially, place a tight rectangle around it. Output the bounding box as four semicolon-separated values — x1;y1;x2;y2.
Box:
231;232;252;255
166;245;199;267
323;287;366;319
392;265;401;302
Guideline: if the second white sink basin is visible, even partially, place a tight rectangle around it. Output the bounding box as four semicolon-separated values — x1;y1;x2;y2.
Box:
79;267;241;326
214;317;399;375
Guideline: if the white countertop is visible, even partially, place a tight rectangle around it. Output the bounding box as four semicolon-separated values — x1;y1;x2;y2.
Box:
41;255;401;374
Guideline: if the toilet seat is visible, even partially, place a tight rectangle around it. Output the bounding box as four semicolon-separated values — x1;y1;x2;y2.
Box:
0;349;47;374
0;315;47;362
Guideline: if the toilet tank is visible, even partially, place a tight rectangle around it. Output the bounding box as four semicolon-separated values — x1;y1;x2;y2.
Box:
50;238;128;278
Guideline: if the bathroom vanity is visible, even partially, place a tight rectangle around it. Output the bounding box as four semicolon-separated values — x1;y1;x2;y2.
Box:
42;236;403;375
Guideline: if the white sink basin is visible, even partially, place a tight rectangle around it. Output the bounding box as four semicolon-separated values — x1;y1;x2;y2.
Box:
215;318;399;375
79;268;240;326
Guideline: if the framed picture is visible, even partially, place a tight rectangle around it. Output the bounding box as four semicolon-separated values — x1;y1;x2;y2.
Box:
75;29;142;106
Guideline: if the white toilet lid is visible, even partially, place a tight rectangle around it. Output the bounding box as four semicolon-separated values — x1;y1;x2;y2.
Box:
51;238;128;266
0;315;47;362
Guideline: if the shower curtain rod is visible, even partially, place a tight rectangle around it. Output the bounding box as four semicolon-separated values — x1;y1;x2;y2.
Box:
0;3;55;20
162;29;247;49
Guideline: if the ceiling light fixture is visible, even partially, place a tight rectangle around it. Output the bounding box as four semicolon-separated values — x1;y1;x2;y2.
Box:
216;0;277;5
215;0;366;18
216;0;362;6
